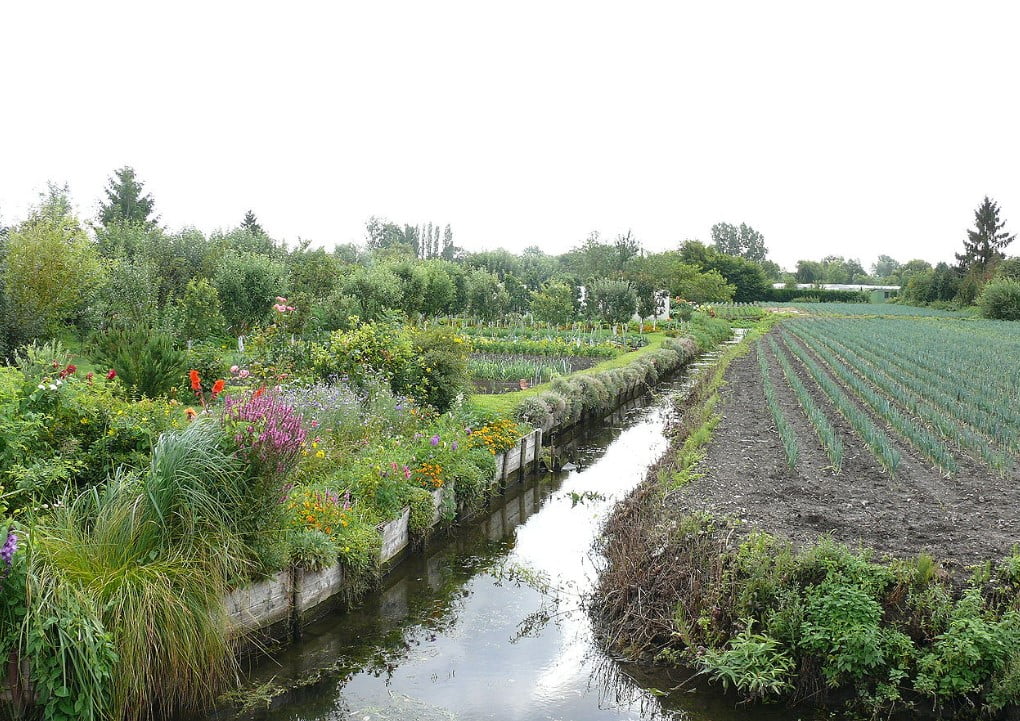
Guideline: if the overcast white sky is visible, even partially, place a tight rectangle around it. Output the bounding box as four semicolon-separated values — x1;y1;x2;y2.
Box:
2;1;1018;271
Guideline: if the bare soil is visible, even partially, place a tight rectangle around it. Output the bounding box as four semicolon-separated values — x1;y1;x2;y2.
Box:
668;329;1020;577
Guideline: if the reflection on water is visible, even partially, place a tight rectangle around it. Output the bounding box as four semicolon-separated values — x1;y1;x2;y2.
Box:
218;378;796;721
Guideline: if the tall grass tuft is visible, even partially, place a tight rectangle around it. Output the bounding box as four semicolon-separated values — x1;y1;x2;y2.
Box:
22;420;256;720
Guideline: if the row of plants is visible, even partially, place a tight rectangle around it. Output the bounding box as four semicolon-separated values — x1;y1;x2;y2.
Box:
767;337;844;472
777;330;902;474
756;341;798;469
783;325;958;474
467;355;578;385
786;317;1018;471
450;322;651;349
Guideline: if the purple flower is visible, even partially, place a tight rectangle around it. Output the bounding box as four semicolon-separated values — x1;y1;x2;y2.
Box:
1;529;17;577
430;434;440;446
451;441;458;451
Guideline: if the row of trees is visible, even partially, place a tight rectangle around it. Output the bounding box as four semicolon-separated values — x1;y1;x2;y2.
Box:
0;168;788;353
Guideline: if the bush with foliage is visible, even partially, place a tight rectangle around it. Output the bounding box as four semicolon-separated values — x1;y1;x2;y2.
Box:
90;326;187;399
978;278;1020;320
397;326;470;412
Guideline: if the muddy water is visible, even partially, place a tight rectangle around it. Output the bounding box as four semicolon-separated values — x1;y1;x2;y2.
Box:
222;364;794;720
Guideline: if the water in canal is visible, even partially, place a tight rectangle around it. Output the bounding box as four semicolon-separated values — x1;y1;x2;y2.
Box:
227;367;792;721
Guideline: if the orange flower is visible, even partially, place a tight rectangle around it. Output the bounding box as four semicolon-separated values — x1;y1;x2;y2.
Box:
184;407;197;420
189;369;201;392
211;379;225;397
252;386;266;399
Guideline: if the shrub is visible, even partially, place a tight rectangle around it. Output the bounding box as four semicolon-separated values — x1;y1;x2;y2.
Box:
212;251;287;334
397;326;470;412
978;279;1020;320
90;327;187;399
309;317;413;389
172;278;226;341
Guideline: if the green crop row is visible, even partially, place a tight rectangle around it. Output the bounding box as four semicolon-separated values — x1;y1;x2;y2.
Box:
767;337;844;472
785;324;958;474
779;332;901;474
757;341;799;469
797;318;1020;465
789;319;1011;472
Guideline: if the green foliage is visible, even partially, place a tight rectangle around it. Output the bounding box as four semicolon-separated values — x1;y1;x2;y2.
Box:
286;528;339;572
90;326;187;399
801;579;887;686
310;318;413;389
699;621;794;701
173;278;227;340
914;589;1020;700
586;278;638;325
530;280;578;326
3;207;106;338
956;195;1015;273
978;278;1020;320
212;251;287;333
97;167;156;228
398;326;470;412
711;222;768;263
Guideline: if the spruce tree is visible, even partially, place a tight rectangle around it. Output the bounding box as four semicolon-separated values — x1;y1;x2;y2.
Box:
241;210;265;236
98;166;156;227
956;196;1015;271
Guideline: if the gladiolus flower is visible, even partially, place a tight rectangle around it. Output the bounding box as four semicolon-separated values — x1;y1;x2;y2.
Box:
106;369;117;380
211;379;226;397
189;369;201;392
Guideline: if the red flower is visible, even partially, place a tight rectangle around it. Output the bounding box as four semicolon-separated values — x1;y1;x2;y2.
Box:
189;369;201;392
106;369;117;380
211;379;226;397
58;364;77;379
252;386;266;399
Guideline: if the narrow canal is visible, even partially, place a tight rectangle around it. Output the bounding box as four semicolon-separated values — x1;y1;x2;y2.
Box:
223;356;789;721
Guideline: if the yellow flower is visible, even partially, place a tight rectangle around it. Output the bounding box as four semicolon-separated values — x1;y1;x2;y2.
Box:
315;450;325;459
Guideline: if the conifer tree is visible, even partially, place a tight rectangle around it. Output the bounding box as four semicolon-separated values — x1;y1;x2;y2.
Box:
98;166;156;227
956;196;1015;271
241;210;265;236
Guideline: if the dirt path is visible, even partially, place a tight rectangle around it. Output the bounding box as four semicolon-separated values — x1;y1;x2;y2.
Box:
667;331;1020;576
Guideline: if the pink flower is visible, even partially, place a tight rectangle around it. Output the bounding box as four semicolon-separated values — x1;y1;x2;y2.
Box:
275;296;287;303
230;365;240;374
238;369;250;379
273;304;287;313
